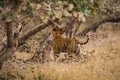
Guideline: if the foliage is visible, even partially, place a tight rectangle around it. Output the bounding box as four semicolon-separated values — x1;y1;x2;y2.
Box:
1;0;118;30
11;0;100;26
0;0;3;8
1;0;119;25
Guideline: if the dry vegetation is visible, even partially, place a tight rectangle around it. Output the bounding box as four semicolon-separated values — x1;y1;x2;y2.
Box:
0;24;120;80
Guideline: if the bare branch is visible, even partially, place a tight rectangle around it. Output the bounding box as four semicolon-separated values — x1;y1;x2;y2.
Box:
18;18;59;46
80;16;120;36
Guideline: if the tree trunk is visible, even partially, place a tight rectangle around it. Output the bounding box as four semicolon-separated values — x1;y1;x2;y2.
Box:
0;22;14;69
0;0;20;70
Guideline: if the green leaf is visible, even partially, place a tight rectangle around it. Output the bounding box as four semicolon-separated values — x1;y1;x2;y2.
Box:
84;9;90;16
0;6;3;11
90;0;94;4
54;11;62;18
47;11;53;16
63;10;71;17
0;0;3;8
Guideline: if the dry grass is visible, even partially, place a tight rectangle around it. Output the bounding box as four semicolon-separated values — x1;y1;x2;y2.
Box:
0;30;120;80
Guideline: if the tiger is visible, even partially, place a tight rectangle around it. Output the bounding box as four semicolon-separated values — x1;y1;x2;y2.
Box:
52;26;89;61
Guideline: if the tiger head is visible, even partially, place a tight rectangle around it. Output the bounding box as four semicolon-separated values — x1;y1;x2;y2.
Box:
52;26;63;38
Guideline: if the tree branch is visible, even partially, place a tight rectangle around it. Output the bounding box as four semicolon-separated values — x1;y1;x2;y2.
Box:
80;16;120;36
18;18;58;46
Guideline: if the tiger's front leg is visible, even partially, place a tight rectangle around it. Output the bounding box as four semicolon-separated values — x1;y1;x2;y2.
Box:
53;51;60;62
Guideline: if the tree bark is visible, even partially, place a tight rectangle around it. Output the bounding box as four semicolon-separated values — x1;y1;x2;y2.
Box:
0;21;14;70
6;22;14;48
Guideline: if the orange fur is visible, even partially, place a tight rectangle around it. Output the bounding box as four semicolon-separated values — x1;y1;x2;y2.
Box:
52;26;80;60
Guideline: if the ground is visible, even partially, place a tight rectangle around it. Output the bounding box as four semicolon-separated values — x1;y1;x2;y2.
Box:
0;26;120;80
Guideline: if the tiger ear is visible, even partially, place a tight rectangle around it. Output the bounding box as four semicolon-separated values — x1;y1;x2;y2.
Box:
53;26;59;31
